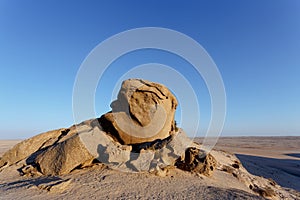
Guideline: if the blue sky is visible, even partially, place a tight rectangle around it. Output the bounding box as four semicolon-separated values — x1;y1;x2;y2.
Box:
0;0;299;139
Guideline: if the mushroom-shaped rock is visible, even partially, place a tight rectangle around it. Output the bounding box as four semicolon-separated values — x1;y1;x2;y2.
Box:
100;79;178;145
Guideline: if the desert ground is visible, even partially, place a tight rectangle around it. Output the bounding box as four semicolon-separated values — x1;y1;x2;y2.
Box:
195;137;300;192
0;137;299;200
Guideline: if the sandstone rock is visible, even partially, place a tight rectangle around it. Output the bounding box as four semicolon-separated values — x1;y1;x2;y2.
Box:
34;134;94;175
175;147;217;176
0;122;216;177
155;129;199;168
18;164;43;177
153;165;168;177
33;125;134;175
126;129;202;172
79;126;132;167
157;147;174;166
0;128;70;169
100;79;178;144
166;129;199;157
131;135;172;152
130;149;155;172
36;178;72;192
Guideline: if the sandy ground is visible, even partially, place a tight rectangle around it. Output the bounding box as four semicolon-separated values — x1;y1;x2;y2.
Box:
196;137;300;191
0;137;299;199
201;136;300;160
0;163;266;200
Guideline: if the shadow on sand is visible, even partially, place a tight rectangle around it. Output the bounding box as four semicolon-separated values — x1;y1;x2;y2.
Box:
0;176;63;191
285;153;300;159
236;154;300;191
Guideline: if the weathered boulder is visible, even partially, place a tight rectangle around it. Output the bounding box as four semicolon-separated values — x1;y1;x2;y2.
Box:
130;149;155;171
122;129;200;173
79;126;132;166
0;128;71;169
32;127;193;175
100;79;178;144
34;126;133;175
34;133;94;175
175;147;217;176
153;129;198;167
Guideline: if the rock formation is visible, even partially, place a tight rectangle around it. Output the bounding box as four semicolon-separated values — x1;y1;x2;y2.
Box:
0;79;213;176
1;79;294;199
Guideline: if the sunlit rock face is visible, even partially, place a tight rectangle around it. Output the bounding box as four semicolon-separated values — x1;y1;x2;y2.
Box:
100;79;178;145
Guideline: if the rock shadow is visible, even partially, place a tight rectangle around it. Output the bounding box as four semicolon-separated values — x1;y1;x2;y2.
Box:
285;153;300;158
0;176;62;191
236;154;300;191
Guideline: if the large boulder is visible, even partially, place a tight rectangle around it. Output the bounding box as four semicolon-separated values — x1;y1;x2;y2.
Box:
34;125;133;175
34;133;94;175
100;79;178;145
0;128;71;169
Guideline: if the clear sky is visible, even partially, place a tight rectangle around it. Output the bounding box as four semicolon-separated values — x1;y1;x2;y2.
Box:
0;0;299;139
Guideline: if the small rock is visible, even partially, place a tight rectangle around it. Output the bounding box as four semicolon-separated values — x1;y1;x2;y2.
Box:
37;179;72;192
153;166;168;177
